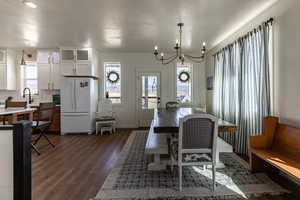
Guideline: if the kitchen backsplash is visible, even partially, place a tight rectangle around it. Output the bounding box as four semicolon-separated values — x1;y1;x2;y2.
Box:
0;90;60;105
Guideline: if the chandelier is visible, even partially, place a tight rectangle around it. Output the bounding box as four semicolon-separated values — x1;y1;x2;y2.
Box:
153;23;206;65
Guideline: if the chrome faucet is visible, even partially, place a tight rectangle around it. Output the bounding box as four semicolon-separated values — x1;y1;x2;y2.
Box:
22;87;33;104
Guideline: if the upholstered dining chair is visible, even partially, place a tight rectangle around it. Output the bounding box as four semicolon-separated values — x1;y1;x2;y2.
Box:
170;114;218;191
31;103;56;155
2;101;27;124
166;101;179;109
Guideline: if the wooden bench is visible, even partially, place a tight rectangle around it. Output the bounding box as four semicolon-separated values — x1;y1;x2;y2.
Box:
250;116;300;180
145;121;169;171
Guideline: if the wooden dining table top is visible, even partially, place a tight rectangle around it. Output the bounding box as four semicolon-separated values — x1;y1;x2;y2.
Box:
153;107;238;133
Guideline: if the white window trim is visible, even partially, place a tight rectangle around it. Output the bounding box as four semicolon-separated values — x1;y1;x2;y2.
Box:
175;62;194;105
104;62;122;104
21;61;39;95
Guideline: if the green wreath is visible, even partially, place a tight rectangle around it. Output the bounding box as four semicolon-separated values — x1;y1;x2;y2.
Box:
107;71;120;84
178;71;190;83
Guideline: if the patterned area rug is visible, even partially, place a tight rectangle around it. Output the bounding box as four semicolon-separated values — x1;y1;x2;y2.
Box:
93;131;289;200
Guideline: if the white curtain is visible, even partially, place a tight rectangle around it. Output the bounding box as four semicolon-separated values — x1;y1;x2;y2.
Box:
213;21;274;155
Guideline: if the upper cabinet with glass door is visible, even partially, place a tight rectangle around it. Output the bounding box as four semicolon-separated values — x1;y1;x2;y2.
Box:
60;48;91;63
61;48;75;63
60;48;98;77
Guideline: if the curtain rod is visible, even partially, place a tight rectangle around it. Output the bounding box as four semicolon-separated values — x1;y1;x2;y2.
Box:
213;17;274;57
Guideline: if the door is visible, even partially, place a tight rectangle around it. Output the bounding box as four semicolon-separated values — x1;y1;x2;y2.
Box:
137;72;161;127
37;64;51;90
61;78;75;113
75;79;91;113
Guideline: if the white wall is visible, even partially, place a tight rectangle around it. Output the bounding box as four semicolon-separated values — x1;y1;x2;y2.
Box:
98;53;206;128
205;0;300;126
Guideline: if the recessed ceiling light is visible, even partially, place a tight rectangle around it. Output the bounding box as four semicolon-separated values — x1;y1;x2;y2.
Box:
23;0;37;8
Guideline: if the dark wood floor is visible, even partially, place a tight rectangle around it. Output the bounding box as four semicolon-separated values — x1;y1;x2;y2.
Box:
32;130;299;200
32;130;131;200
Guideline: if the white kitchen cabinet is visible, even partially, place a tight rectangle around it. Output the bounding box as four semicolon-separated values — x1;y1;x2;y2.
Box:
76;63;92;76
52;64;61;89
37;64;51;90
60;63;75;75
0;65;6;89
0;49;17;90
60;48;98;77
37;51;50;64
37;50;61;90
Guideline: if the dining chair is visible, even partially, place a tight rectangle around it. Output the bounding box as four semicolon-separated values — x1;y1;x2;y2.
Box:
2;101;27;124
31;103;56;155
166;101;179;109
170;114;218;191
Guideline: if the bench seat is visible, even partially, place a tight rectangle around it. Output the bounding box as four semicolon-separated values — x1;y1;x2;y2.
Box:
145;121;169;171
145;121;168;155
252;148;300;179
250;116;300;180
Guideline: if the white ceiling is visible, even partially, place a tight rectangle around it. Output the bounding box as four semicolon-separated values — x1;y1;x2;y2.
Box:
0;0;276;52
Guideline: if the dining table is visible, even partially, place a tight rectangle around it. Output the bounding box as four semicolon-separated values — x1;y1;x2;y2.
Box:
0;107;36;124
153;107;238;134
150;107;238;169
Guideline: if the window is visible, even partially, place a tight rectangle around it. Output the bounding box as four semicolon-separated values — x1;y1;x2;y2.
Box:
176;63;192;103
104;63;121;103
21;62;38;94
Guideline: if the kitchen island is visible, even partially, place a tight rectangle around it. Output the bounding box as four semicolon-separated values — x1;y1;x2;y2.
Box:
0;108;36;124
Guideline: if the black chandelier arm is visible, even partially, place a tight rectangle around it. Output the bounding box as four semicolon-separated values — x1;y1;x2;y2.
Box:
184;54;205;59
155;53;178;61
161;55;178;65
163;53;178;61
184;56;205;63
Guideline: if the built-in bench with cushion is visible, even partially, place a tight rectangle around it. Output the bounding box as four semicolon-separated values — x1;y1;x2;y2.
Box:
250;116;300;181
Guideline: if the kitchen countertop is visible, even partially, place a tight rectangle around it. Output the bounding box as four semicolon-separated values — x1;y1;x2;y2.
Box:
0;108;36;115
29;104;60;107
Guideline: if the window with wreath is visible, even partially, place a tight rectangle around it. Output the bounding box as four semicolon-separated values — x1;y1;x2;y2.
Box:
176;63;192;103
104;63;121;103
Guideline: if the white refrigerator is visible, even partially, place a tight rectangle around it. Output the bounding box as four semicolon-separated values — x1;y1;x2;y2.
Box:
61;77;98;135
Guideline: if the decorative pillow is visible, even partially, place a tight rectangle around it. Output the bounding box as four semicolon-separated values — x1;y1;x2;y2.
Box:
170;141;212;163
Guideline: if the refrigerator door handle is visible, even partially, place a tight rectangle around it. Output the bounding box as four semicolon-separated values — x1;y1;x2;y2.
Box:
71;80;75;111
74;80;77;111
